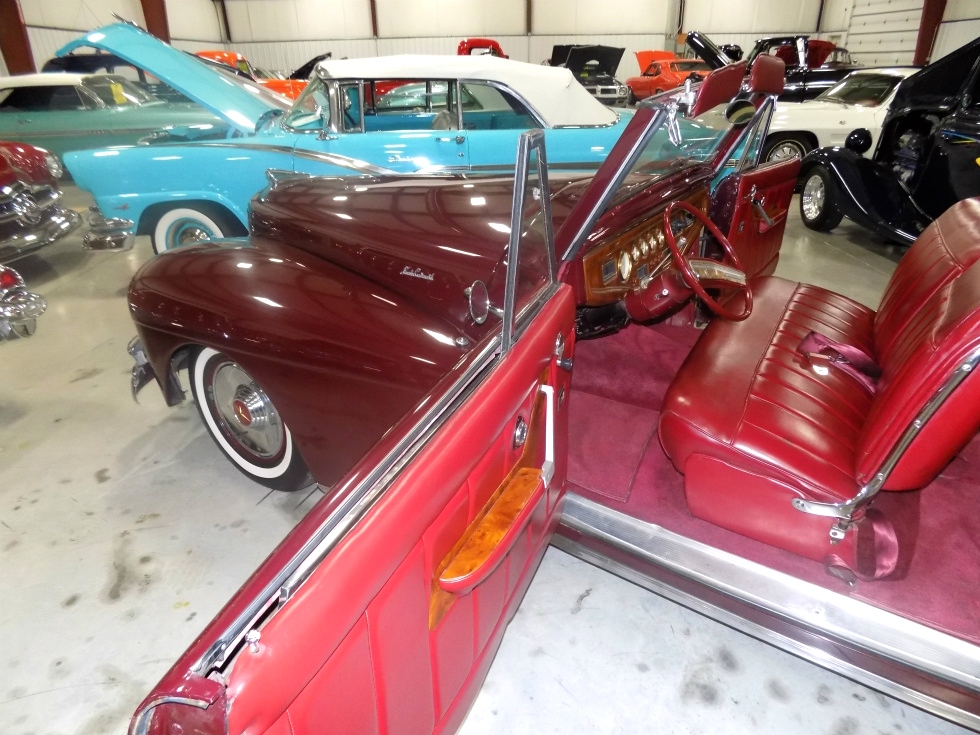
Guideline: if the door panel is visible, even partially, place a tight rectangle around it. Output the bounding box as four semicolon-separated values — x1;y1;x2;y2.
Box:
712;156;800;279
222;286;576;734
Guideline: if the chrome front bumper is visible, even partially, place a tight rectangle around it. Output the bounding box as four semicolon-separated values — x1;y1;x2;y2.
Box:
0;205;82;263
0;288;46;340
84;207;136;252
128;337;156;400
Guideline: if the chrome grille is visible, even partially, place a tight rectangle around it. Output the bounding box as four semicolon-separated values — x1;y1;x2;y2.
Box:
0;182;59;225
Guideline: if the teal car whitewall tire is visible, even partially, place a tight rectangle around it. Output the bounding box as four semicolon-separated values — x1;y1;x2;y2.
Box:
151;205;242;254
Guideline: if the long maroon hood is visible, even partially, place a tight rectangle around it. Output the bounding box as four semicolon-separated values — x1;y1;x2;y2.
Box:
248;173;592;334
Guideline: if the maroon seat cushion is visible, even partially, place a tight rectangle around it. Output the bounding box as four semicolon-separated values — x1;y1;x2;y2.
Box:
658;198;980;563
659;277;874;507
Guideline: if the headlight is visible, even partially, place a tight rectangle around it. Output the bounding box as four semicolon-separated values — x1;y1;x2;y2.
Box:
44;152;63;180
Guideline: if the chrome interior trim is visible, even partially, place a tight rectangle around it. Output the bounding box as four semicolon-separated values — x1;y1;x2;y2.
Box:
558;493;980;730
687;258;747;286
793;346;980;525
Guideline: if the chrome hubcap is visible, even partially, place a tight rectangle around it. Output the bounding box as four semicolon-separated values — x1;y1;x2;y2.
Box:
175;225;212;247
211;363;284;458
801;175;826;221
769;142;802;161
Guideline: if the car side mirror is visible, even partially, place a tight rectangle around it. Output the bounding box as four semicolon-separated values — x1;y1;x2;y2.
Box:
725;98;756;124
465;280;502;325
845;128;872;155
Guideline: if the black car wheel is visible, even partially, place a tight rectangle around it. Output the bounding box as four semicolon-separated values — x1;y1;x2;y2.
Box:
190;347;313;492
799;165;844;232
762;134;811;162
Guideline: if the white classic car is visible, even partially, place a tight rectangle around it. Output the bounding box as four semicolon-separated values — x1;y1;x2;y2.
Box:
761;67;916;162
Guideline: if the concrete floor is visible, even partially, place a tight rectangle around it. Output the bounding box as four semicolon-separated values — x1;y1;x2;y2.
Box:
0;185;967;735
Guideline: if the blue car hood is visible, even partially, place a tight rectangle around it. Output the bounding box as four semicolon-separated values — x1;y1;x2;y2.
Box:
56;23;288;135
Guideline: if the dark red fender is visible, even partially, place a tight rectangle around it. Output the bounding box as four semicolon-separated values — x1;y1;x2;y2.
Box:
222;286;576;734
711;156;800;279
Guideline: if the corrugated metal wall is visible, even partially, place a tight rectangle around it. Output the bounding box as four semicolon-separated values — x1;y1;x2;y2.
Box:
934;0;980;61
12;0;978;80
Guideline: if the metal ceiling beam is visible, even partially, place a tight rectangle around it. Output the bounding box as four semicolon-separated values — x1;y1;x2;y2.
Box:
0;0;34;74
914;0;947;65
140;0;171;43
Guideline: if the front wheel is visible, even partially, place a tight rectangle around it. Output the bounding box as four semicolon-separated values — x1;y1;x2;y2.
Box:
799;165;844;232
151;205;239;254
190;347;313;492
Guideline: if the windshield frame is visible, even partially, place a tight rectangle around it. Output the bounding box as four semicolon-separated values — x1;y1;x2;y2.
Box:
557;97;751;262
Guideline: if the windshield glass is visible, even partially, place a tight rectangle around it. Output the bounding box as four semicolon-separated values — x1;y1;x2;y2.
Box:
81;75;157;106
605;103;731;207
672;61;711;73
818;73;903;106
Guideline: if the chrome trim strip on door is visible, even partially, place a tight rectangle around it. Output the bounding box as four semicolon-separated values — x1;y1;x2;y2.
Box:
558;493;980;730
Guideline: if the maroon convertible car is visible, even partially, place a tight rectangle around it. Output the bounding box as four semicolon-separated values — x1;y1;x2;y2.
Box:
126;57;980;733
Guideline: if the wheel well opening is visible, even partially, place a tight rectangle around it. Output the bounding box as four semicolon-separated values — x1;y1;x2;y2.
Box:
767;131;819;152
137;201;247;237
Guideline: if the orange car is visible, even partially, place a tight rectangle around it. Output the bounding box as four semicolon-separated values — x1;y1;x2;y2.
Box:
626;51;711;103
195;50;306;99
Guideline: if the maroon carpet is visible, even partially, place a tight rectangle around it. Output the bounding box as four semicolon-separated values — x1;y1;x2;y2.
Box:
568;321;980;646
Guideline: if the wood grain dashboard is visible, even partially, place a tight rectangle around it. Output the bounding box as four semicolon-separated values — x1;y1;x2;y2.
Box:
581;190;709;306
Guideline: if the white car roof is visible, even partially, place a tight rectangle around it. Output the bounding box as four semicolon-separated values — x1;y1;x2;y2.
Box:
317;54;619;128
0;73;91;87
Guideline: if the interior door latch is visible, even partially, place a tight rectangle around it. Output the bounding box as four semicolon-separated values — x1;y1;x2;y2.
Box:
749;186;774;227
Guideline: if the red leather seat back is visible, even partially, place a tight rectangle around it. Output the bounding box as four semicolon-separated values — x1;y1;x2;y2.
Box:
688;61;747;118
747;54;785;96
857;257;980;488
873;199;980;367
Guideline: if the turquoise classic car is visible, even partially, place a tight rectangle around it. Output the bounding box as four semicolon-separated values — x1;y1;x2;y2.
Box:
0;72;225;161
59;23;634;254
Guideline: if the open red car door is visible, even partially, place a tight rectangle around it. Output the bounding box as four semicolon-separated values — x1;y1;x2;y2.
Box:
130;133;575;734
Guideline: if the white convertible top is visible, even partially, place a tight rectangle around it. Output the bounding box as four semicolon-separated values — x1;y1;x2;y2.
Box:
0;72;92;87
316;54;619;128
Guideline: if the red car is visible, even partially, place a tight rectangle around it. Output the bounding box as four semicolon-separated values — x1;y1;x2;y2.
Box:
626;52;711;102
457;38;507;57
0;141;80;264
195;50;306;99
127;58;980;734
0;264;46;340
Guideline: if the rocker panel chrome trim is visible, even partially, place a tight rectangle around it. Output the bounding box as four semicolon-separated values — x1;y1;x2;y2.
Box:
558;492;980;730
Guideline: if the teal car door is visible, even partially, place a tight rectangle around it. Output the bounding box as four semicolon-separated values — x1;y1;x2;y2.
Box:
290;79;471;176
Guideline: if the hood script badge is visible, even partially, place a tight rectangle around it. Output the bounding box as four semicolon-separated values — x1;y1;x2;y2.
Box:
400;266;434;281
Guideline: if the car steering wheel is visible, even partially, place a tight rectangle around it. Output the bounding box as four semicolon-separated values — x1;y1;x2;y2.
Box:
662;200;753;321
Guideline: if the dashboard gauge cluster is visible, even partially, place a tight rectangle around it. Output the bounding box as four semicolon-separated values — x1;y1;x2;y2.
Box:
581;191;709;306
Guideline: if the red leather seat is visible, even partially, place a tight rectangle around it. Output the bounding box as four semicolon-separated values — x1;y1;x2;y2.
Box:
659;198;980;567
